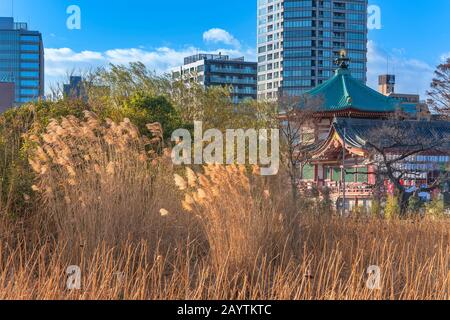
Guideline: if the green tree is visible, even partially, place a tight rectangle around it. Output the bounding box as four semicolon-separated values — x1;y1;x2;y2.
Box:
122;93;185;140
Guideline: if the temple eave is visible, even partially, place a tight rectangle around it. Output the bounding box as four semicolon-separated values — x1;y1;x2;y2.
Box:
309;128;368;161
316;109;394;118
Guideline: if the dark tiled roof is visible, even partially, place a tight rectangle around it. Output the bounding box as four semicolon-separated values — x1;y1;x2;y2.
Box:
333;118;450;150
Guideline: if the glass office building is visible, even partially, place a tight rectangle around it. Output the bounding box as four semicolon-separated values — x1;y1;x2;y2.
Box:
257;0;368;100
0;17;44;105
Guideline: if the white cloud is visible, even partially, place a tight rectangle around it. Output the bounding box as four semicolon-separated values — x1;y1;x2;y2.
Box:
45;48;104;62
367;40;435;99
44;46;253;77
45;48;106;77
44;47;255;93
104;47;200;73
43;28;255;93
203;28;240;48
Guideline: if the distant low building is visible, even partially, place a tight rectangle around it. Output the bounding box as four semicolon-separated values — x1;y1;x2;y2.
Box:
378;74;431;120
172;53;257;104
63;76;86;100
62;76;111;101
0;81;15;113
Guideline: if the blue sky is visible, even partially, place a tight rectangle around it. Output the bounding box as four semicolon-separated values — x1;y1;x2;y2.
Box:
1;0;449;97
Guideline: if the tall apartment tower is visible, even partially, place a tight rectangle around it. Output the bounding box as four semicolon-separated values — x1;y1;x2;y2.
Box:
0;17;44;106
257;0;368;100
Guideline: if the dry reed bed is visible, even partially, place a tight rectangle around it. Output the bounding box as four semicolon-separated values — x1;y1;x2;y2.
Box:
0;217;449;300
0;112;449;300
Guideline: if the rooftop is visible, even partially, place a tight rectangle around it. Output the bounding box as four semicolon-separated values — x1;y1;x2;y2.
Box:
307;117;450;159
0;17;28;31
303;51;399;114
333;117;450;150
184;53;245;65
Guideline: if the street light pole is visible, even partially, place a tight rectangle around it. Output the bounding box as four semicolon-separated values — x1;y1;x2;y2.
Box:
342;128;347;216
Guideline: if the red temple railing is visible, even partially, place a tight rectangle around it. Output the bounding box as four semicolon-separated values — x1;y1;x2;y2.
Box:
300;180;374;198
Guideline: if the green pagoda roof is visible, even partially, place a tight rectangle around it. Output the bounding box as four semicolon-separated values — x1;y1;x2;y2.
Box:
304;55;399;113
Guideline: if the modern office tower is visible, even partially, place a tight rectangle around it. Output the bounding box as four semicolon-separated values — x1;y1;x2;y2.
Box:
173;53;257;104
257;0;368;100
0;17;44;105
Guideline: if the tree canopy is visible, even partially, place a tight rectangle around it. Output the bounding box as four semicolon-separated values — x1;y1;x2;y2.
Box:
427;58;450;117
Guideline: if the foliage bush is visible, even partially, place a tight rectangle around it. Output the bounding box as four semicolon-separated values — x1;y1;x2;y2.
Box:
0;99;89;217
370;199;382;218
408;194;424;216
385;195;400;219
0;63;277;219
426;197;445;218
318;186;333;215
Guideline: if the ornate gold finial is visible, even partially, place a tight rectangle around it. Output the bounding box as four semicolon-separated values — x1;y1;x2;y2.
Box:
335;49;350;69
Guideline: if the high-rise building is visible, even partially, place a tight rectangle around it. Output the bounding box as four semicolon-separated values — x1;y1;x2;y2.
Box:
257;0;368;100
173;53;257;104
0;17;44;105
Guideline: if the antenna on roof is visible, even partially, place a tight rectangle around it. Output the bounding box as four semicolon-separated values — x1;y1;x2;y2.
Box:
11;0;14;18
386;55;389;75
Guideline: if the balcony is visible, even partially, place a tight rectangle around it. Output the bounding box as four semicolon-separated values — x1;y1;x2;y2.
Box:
232;88;257;95
210;77;257;85
300;181;374;199
210;66;256;74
